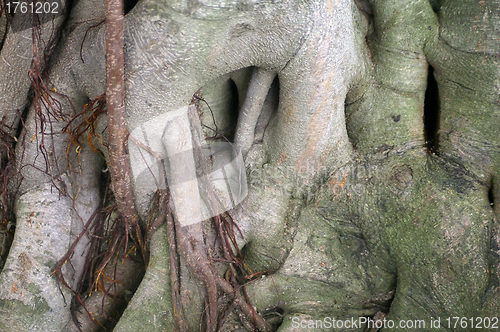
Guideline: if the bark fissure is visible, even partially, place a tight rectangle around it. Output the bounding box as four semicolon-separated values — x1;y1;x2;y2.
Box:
423;65;440;153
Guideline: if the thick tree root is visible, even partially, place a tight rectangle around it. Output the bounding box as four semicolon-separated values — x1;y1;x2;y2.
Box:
234;68;276;156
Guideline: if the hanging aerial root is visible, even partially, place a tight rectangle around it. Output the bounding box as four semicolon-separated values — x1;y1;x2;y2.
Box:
163;189;272;332
104;0;145;259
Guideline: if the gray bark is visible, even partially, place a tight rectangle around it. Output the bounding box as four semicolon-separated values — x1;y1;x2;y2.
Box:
0;0;498;331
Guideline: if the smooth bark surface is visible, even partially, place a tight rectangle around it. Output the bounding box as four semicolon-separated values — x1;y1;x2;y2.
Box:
0;0;498;331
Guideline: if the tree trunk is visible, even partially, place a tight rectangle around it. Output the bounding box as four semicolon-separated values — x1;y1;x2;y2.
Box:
0;0;498;331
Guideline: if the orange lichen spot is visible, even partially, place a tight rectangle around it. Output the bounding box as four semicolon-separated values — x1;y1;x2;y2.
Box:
276;152;287;166
328;172;348;197
10;282;18;293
